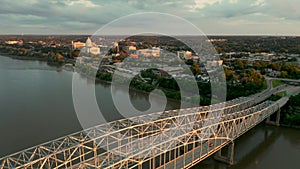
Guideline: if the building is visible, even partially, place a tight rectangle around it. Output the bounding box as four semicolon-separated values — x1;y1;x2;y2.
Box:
177;51;192;60
206;60;223;69
128;46;136;51
208;38;227;42
127;46;137;55
113;42;119;52
185;51;192;60
72;41;86;49
89;47;101;55
84;37;100;55
5;40;23;45
137;47;161;57
177;51;186;60
129;54;139;59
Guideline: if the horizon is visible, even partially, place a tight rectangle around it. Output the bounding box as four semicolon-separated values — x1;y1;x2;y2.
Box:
0;34;299;37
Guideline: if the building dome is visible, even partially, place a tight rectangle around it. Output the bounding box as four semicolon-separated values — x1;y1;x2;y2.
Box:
86;37;92;47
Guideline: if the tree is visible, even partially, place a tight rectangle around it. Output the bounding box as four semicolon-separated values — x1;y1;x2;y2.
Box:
191;64;201;75
270;62;281;71
55;53;64;61
279;71;288;78
224;67;235;81
235;59;244;69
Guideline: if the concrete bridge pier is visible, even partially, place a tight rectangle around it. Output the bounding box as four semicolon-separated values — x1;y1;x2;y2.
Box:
214;141;234;165
266;109;281;126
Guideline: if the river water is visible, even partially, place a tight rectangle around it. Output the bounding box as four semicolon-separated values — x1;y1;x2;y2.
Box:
0;56;299;169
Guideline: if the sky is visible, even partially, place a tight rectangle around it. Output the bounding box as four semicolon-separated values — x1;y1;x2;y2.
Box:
0;0;299;35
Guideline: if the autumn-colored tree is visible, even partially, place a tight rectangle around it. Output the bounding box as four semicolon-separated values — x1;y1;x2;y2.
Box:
191;64;201;75
56;53;64;60
235;59;244;69
279;71;288;78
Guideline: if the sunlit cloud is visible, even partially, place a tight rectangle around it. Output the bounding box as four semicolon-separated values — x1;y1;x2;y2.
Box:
0;0;299;35
188;0;222;11
251;0;266;7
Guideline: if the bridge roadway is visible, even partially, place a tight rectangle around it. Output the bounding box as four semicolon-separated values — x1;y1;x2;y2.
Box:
265;77;300;83
0;84;295;169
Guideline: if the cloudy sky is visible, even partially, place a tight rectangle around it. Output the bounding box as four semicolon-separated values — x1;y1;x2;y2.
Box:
0;0;299;35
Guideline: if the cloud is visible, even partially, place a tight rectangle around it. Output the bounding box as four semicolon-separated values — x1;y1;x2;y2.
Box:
229;0;238;4
65;0;99;8
0;0;299;35
263;0;300;20
188;0;222;11
251;0;266;7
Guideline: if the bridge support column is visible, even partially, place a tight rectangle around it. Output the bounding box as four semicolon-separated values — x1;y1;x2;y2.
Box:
266;109;281;126
214;141;234;165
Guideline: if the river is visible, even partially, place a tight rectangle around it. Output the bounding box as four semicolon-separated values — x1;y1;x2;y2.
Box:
0;55;299;169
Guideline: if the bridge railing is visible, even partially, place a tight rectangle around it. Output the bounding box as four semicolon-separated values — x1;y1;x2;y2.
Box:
74;98;285;169
0;92;289;169
0;96;257;169
87;101;275;168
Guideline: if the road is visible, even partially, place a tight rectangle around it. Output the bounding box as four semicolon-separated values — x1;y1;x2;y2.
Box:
265;76;300;83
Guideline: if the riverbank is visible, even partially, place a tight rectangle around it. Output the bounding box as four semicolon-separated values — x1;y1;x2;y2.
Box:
0;54;182;106
281;124;300;129
0;52;48;61
0;55;183;157
76;69;198;108
0;54;279;107
0;52;73;66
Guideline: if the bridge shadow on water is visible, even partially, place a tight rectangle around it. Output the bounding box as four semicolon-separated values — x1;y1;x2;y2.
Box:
192;124;281;169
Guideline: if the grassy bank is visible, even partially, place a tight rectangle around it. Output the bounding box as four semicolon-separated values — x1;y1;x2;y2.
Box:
281;93;300;126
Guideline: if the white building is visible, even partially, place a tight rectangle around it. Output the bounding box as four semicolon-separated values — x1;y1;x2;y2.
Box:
185;51;192;60
84;37;100;55
72;41;85;49
113;42;119;52
177;51;192;60
177;51;186;60
128;46;137;51
137;47;161;57
5;40;23;45
206;60;223;69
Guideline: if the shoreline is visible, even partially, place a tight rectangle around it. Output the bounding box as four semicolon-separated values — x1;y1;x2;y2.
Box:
0;52;67;66
0;53;180;106
0;52;48;61
0;54;165;103
280;124;300;129
2;54;300;128
77;70;192;107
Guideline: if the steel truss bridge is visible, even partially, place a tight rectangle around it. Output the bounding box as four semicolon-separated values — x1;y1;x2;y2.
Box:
0;85;295;169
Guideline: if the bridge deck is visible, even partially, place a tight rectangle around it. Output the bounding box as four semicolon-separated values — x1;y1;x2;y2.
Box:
0;84;292;169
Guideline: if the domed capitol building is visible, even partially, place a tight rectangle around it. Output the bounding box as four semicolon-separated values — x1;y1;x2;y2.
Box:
84;37;100;55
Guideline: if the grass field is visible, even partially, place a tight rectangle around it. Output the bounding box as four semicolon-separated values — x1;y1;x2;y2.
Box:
272;80;282;88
